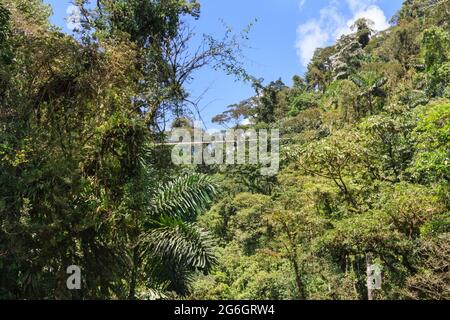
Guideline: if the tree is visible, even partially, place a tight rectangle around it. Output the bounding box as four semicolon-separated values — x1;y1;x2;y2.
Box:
359;112;416;182
326;19;374;82
298;130;367;212
254;78;287;124
288;92;318;117
77;0;248;130
0;2;11;63
322;80;359;122
403;234;450;300
136;173;218;298
353;18;374;48
0;0;220;300
421;27;450;97
212;100;255;127
351;71;387;117
306;47;335;92
409;100;450;183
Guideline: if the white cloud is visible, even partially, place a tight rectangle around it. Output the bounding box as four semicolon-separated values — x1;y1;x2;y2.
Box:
296;21;329;67
66;5;82;31
298;0;306;10
335;5;390;39
295;0;390;67
346;0;376;14
296;3;344;67
352;6;390;32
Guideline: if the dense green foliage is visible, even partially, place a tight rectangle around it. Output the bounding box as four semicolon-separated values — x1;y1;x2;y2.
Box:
192;0;450;300
0;0;228;299
0;0;448;300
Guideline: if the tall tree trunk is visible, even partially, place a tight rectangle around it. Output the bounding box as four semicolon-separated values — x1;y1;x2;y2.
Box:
291;255;304;300
128;246;139;300
366;253;373;301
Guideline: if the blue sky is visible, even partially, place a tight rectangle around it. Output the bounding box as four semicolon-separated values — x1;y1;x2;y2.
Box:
43;0;403;126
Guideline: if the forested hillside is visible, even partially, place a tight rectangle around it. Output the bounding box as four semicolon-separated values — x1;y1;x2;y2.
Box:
0;0;449;300
190;0;450;300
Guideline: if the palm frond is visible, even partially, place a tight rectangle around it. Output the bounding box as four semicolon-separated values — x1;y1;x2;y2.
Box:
141;220;217;271
148;173;217;221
